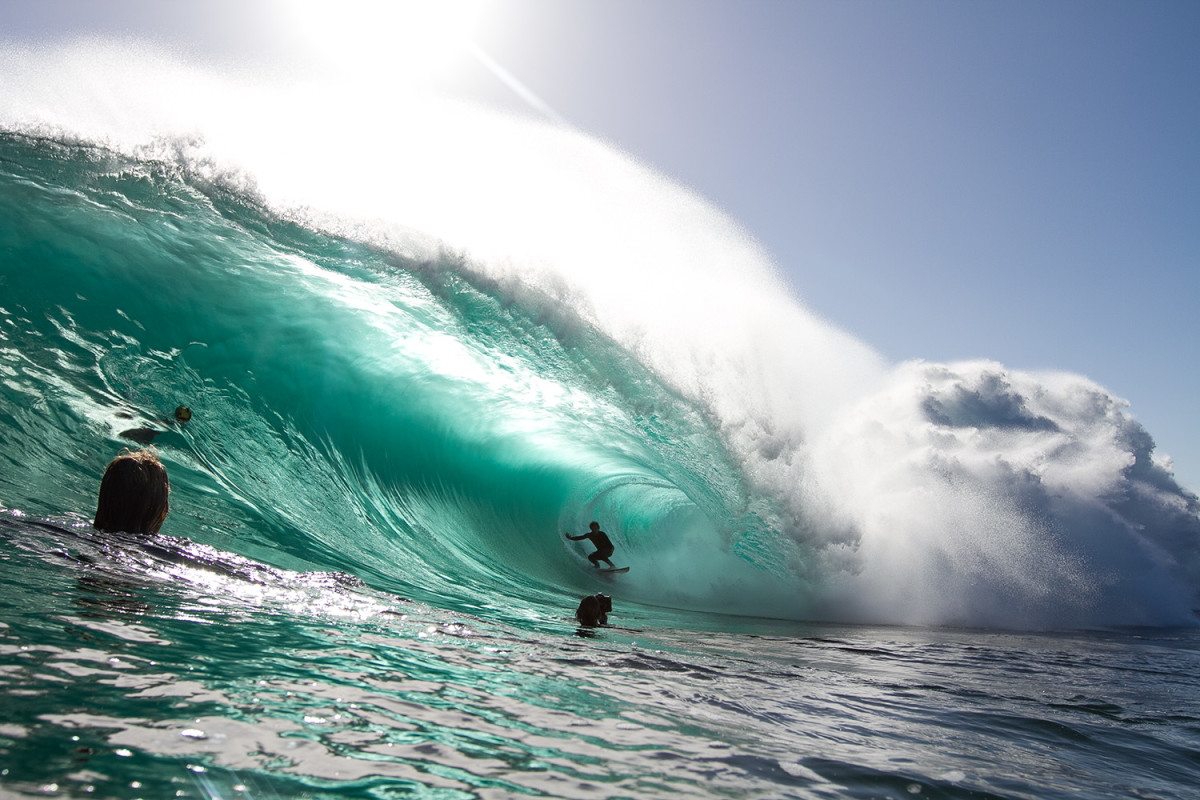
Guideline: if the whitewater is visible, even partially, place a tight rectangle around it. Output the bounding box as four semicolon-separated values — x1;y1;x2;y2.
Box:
1;41;1199;799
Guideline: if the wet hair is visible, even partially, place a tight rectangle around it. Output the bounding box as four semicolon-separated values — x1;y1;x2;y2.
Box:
574;593;612;627
93;448;170;534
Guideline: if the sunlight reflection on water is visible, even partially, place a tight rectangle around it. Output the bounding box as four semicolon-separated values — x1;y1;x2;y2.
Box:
4;517;1200;799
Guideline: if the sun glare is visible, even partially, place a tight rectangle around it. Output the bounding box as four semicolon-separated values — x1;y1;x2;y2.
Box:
279;0;491;84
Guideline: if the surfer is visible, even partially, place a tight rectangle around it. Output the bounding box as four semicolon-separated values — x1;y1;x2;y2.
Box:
565;521;615;568
93;447;171;535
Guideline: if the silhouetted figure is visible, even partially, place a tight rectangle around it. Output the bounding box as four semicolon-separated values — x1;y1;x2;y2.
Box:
575;593;612;627
93;448;170;534
565;521;615;568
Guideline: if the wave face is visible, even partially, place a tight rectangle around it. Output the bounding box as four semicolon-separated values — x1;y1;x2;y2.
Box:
0;129;796;622
1;42;1198;629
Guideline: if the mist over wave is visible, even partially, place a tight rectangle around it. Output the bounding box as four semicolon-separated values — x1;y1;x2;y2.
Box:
1;40;1197;629
810;362;1200;627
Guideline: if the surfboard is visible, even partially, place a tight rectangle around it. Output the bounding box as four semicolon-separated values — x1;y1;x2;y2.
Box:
598;566;629;574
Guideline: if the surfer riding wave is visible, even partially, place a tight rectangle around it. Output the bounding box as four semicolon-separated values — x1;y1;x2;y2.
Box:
565;522;616;568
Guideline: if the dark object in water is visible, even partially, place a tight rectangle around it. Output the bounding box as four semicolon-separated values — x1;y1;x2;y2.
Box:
119;427;160;444
119;405;191;443
93;447;170;535
575;593;612;627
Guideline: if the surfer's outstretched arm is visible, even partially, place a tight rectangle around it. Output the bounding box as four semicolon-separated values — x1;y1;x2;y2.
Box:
564;532;586;541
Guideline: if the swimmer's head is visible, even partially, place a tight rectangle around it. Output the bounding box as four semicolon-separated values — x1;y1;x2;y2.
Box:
94;447;170;535
174;406;192;423
574;593;612;627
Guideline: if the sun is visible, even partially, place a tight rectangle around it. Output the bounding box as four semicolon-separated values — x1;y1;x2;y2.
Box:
278;0;492;85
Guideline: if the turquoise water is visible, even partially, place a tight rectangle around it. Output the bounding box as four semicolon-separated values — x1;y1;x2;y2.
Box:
4;513;1200;799
2;102;1200;797
0;130;776;621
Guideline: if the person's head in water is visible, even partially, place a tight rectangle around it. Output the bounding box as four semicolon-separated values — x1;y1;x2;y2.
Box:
174;406;191;423
93;448;170;534
575;593;612;627
590;521;600;532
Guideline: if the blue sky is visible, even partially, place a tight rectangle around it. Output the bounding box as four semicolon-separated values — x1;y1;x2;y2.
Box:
3;0;1198;490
